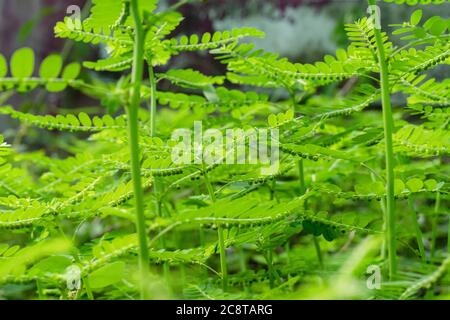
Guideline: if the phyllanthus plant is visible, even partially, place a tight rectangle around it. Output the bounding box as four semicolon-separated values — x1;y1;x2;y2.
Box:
0;0;448;300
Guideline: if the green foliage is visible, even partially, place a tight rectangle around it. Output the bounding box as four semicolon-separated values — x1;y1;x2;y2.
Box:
0;0;449;301
0;48;80;92
383;0;449;5
0;106;127;132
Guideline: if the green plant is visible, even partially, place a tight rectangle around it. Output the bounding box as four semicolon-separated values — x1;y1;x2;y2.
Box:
127;0;150;300
0;0;448;300
368;0;398;279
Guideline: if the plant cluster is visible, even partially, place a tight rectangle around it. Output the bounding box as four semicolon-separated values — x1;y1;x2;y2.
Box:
0;0;449;300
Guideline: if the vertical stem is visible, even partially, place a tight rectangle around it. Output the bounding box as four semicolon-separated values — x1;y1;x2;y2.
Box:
129;0;150;300
313;237;324;269
371;172;387;260
148;56;170;285
431;192;441;260
239;248;249;292
36;279;45;300
285;242;291;264
147;64;162;217
270;179;275;200
239;248;247;273
148;65;157;138
203;169;228;291
298;159;323;267
408;197;426;263
266;250;275;288
368;0;397;279
203;169;216;202
447;209;450;254
298;159;306;195
217;225;228;291
82;275;94;300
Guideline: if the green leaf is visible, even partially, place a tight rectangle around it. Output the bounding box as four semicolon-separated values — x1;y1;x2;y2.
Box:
424;179;438;191
394;179;405;195
93;116;104;127
88;261;126;289
410;10;423;26
66;114;80;126
201;32;211;43
102;114;115;126
180;35;188;46
429;18;448;36
190;34;199;45
285;109;294;121
0;54;7;78
28;256;73;276
372;181;385;195
355;183;371;195
39;54;63;78
0;244;9;256
2;245;20;257
10;48;35;78
62;62;81;80
78;112;92;127
268;114;277;127
406;178;423;192
412;27;427;39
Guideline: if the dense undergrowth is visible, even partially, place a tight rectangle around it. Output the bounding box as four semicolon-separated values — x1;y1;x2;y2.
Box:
0;0;449;300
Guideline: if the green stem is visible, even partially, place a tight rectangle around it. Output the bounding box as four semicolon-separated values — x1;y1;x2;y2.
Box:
203;170;216;202
431;192;441;260
371;172;387;260
297;159;306;195
217;225;228;291
298;159;323;268
368;0;397;279
147;64;163;218
285;242;291;264
313;237;324;269
448;210;450;254
82;275;94;300
36;279;45;300
203;169;228;291
148;55;169;283
147;56;172;284
129;0;150;300
266;250;275;288
408;197;426;263
239;248;249;292
148;65;157;138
